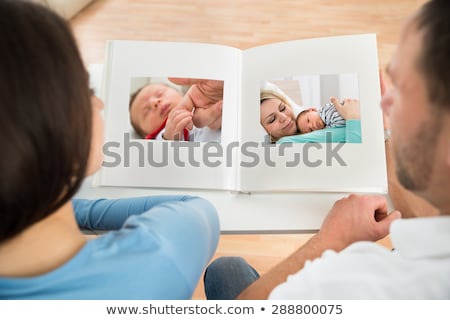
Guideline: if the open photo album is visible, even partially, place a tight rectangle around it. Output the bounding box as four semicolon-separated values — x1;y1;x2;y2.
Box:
96;33;387;193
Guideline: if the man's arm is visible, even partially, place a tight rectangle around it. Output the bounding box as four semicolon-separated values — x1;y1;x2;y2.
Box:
237;233;327;299
238;194;401;299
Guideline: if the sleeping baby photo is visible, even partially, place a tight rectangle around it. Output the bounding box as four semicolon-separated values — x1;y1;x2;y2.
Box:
128;76;223;143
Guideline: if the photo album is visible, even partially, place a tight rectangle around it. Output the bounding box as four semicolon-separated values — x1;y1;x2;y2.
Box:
96;33;387;194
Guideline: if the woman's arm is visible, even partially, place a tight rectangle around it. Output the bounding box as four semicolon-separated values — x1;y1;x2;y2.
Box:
73;195;200;231
344;120;362;143
331;97;360;120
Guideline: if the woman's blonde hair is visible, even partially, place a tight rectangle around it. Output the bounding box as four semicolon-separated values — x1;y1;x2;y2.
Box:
260;90;291;107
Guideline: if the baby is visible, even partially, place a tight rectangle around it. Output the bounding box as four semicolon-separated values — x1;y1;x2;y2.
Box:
129;82;221;142
129;83;187;139
296;101;346;133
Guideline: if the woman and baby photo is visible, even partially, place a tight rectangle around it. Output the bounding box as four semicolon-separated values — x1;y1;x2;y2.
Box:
259;76;361;144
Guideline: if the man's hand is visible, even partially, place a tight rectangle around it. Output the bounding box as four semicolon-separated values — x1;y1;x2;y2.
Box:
169;78;224;129
317;194;401;251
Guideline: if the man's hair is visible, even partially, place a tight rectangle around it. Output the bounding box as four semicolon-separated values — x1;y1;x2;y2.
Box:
0;1;92;241
415;0;450;110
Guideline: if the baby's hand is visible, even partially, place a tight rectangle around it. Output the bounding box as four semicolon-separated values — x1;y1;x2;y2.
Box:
163;105;193;140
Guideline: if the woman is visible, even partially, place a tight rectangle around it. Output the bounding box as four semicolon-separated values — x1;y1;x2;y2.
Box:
0;0;219;299
260;86;361;143
259;90;300;142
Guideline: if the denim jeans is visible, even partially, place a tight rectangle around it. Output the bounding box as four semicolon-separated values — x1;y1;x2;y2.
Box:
203;256;260;300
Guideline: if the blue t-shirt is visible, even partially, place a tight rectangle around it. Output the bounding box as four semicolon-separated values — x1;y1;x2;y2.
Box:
0;196;219;299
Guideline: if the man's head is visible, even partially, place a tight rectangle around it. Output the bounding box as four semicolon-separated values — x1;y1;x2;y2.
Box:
381;0;450;211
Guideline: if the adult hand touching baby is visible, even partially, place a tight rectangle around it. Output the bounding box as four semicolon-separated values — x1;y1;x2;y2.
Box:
169;78;224;130
331;97;360;120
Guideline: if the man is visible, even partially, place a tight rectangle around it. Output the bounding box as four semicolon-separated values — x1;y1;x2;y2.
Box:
203;0;450;299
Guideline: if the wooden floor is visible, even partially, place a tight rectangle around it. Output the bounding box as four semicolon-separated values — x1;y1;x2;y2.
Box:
70;0;426;299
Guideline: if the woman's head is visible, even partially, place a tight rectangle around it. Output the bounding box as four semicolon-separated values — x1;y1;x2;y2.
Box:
260;91;297;142
129;83;183;138
0;0;95;241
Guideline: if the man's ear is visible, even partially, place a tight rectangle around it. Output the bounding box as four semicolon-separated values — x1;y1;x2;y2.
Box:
447;136;450;169
446;115;450;168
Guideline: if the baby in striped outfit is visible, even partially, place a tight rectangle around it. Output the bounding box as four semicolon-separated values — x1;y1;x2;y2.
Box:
296;101;346;133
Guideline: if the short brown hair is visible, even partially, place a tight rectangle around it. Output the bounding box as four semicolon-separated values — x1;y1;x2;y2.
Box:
415;0;450;110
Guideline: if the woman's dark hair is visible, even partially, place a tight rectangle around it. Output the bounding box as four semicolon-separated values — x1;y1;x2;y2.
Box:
0;1;92;241
415;0;450;110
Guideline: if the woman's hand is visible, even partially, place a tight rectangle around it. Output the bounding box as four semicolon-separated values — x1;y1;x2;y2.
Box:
331;97;360;120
